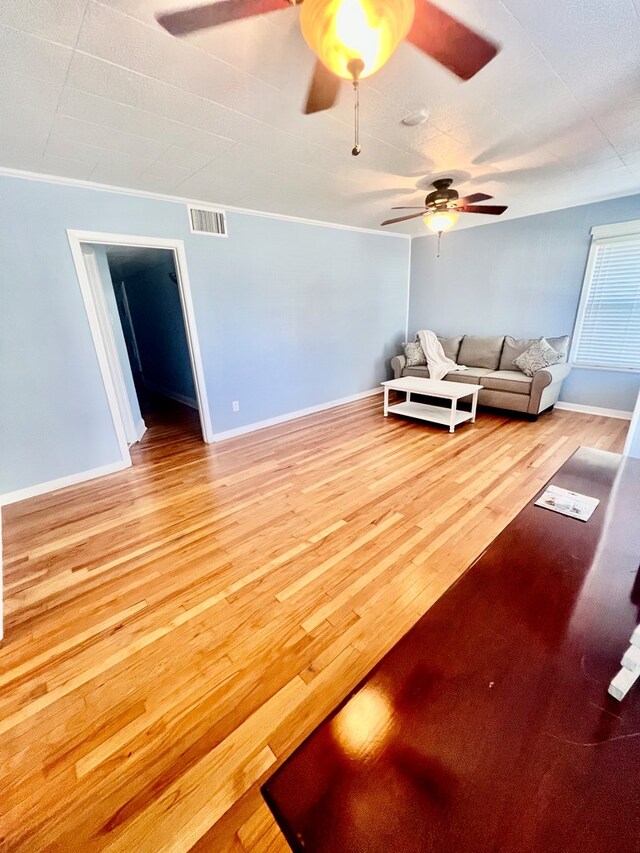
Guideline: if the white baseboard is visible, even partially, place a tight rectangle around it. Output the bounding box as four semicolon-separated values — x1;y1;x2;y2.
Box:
0;459;130;507
556;402;633;420
143;380;198;410
213;386;384;442
135;418;147;442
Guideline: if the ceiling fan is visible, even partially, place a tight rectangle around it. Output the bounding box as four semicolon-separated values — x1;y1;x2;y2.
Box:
156;0;499;122
381;177;507;228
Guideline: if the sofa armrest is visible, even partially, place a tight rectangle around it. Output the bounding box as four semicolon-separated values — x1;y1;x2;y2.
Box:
390;354;406;379
532;362;572;390
529;362;572;413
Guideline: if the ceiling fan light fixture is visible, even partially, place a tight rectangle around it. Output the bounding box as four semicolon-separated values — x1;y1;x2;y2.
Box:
424;210;459;233
300;0;415;80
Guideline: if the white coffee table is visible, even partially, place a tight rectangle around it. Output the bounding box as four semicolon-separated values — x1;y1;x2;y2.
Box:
381;376;482;433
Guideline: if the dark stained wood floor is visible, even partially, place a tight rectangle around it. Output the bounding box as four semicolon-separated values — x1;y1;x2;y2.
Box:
0;397;629;851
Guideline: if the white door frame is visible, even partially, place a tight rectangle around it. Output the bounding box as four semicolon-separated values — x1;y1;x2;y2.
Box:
67;231;215;464
81;245;141;446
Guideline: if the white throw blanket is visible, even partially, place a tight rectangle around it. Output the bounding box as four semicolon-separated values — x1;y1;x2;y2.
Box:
417;330;468;382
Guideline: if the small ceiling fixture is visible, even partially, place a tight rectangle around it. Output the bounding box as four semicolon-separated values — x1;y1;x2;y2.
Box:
157;0;499;154
401;108;429;127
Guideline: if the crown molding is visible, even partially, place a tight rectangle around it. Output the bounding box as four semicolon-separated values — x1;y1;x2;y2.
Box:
0;167;410;240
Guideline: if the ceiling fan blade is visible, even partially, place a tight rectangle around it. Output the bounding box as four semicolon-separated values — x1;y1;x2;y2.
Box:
391;206;428;210
304;60;340;114
460;204;508;215
381;212;426;226
457;192;493;205
157;0;292;36
406;0;499;80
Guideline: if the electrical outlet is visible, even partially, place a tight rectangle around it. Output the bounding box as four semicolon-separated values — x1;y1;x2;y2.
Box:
232;400;240;412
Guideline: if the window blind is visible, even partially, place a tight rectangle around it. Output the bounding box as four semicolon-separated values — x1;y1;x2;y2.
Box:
574;237;640;371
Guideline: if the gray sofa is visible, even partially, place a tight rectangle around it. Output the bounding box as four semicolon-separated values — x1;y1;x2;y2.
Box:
390;334;572;417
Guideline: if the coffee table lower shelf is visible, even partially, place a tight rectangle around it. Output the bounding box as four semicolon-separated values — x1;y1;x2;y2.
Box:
387;400;474;430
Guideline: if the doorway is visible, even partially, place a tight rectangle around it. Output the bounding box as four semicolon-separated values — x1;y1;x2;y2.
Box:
68;231;213;467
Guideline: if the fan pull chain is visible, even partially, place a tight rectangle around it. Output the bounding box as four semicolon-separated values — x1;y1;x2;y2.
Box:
347;58;364;156
436;231;442;258
352;79;361;156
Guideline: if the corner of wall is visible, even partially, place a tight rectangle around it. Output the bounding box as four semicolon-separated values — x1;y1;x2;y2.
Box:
405;237;413;342
0;506;3;642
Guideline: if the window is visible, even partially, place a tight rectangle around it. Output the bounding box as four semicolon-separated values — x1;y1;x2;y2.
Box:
572;221;640;372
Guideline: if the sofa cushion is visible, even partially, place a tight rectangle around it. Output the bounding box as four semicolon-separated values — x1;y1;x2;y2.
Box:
437;335;463;363
443;367;494;384
547;335;570;362
458;335;505;370
403;340;426;367
482;370;533;395
500;334;570;369
478;388;530;413
403;366;430;379
514;338;563;377
499;336;540;371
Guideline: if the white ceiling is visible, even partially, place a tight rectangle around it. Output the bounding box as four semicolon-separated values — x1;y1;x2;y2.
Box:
1;0;640;234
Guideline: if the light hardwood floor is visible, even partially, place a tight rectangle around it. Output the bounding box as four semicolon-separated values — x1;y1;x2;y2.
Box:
0;397;628;852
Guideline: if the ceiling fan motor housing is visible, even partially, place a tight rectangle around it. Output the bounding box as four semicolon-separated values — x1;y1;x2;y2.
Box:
426;178;459;210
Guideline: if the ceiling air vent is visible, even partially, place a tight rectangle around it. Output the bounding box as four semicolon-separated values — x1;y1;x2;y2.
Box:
188;206;227;237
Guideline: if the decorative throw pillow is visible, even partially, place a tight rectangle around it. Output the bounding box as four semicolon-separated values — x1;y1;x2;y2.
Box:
514;338;563;376
404;340;426;367
499;336;540;371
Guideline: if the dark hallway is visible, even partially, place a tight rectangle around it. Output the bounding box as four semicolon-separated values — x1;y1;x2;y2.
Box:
90;244;204;444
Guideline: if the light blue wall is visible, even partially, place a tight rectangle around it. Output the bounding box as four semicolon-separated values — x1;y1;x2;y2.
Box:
0;175;409;496
121;253;197;406
409;193;640;411
0;211;122;496
94;245;143;428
